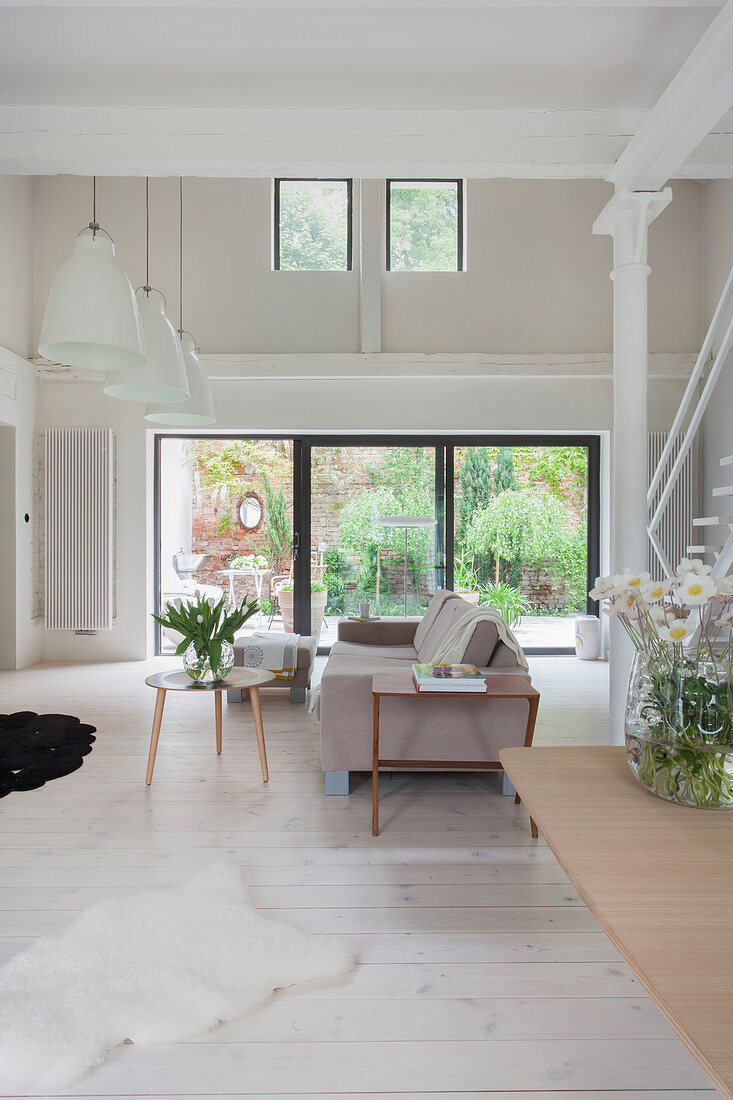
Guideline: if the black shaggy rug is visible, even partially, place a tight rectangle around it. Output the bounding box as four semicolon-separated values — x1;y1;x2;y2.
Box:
0;712;96;798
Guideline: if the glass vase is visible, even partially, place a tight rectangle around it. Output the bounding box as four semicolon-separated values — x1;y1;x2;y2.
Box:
625;651;733;809
183;640;235;684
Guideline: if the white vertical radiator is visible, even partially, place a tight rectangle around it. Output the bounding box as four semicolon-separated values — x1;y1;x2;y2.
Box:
45;428;114;630
647;431;694;576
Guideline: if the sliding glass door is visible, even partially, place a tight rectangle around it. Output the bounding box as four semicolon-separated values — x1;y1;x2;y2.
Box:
154;436;296;652
310;444;442;645
155;434;598;655
452;441;597;650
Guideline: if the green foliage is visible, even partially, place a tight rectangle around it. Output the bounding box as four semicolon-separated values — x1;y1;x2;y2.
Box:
466;487;587;614
478;581;531;628
322;547;349;613
466;487;566;568
453;551;478;592
260;473;291;572
493;446;520;494
186;440;289;494
456;447;494;547
512;446;588;509
389;184;459;272
278;579;327;593
278;182;349;271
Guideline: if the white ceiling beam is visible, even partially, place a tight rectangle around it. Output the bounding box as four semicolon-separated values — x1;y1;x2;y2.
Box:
2;0;727;7
0;0;722;6
1;105;731;178
609;0;733;189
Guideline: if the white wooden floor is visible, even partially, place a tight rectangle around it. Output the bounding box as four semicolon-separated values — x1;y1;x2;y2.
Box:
0;655;717;1100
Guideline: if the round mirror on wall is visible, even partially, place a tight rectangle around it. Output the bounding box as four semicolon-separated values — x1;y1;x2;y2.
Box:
239;495;263;531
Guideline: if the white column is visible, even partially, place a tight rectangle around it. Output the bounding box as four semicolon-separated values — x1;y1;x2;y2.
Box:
593;187;672;745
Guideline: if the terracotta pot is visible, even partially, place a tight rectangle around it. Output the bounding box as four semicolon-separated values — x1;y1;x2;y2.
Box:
278;588;328;643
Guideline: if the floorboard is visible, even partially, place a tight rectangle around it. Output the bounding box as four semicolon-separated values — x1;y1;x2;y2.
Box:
0;655;716;1097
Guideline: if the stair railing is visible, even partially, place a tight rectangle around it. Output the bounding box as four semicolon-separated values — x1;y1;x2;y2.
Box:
647;262;733;576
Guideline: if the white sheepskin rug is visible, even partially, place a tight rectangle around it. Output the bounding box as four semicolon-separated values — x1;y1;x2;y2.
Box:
0;860;358;1091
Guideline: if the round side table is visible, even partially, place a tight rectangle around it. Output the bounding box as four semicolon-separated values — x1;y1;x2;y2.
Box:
143;668;275;785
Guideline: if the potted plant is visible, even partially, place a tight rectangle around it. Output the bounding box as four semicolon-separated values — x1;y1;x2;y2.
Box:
277;580;328;643
591;559;733;808
152;592;259;684
229;553;268;571
454;552;480;606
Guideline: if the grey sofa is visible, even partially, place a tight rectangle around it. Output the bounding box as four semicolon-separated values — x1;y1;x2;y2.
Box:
315;589;533;794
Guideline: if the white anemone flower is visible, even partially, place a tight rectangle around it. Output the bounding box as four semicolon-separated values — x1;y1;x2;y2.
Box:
649;603;669;624
678;572;717;605
613;569;650;595
589;575;616;601
715;576;733;597
639;577;670;603
657;618;693;645
676;557;712;578
605;592;639;618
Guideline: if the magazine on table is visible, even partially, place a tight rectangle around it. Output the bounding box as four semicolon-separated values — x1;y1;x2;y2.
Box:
412;663;487;693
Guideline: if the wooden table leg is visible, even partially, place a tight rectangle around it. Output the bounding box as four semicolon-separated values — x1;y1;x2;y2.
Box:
214;690;223;754
530;817;539;839
145;688;167;785
249;685;269;783
372;693;380;836
515;696;541;825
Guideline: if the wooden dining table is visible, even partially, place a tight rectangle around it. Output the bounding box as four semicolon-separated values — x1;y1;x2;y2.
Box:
501;744;733;1100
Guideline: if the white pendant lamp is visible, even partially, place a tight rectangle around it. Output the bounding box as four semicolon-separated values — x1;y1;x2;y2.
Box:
145;179;217;426
39;178;146;372
145;333;216;425
104;179;189;404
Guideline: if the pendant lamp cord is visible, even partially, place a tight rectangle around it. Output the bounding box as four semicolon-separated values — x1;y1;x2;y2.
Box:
178;177;184;336
90;176;98;237
144;177;150;296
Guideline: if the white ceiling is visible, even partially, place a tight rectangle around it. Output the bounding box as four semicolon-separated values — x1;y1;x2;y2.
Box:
0;1;730;178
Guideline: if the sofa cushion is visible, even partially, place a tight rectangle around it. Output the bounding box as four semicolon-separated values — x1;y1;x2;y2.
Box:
413;590;460;652
330;641;419;662
417;598;506;668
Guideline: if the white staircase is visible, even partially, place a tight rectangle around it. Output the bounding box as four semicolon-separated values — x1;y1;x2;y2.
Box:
689;471;733;576
648;262;733;578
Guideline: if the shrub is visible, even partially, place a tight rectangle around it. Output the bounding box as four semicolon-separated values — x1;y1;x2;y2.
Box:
478;581;531;628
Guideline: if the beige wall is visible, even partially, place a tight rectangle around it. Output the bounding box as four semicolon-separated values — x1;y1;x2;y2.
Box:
7;172;709;660
384;179;703;355
33;176;705;357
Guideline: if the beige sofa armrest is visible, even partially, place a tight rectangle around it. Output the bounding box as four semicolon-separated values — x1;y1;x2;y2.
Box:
336;617;419;645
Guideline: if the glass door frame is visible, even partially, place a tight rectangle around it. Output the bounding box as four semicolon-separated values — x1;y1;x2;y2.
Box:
152;432;302;655
154;432;600;656
303;433;600;656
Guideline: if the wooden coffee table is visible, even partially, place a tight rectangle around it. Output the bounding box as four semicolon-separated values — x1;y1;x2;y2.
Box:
144;668;275;785
371;671;540;836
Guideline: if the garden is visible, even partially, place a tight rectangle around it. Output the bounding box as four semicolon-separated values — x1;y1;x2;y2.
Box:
158;438;589;648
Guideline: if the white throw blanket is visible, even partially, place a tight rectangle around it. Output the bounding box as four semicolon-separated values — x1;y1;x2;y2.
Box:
432;608;529;672
239;632;299;673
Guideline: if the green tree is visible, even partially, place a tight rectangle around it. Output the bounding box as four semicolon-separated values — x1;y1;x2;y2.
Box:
278;184;348;271
466;487;586;614
493;447;520;494
259;473;291;573
456;447;495;587
389;185;459;272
